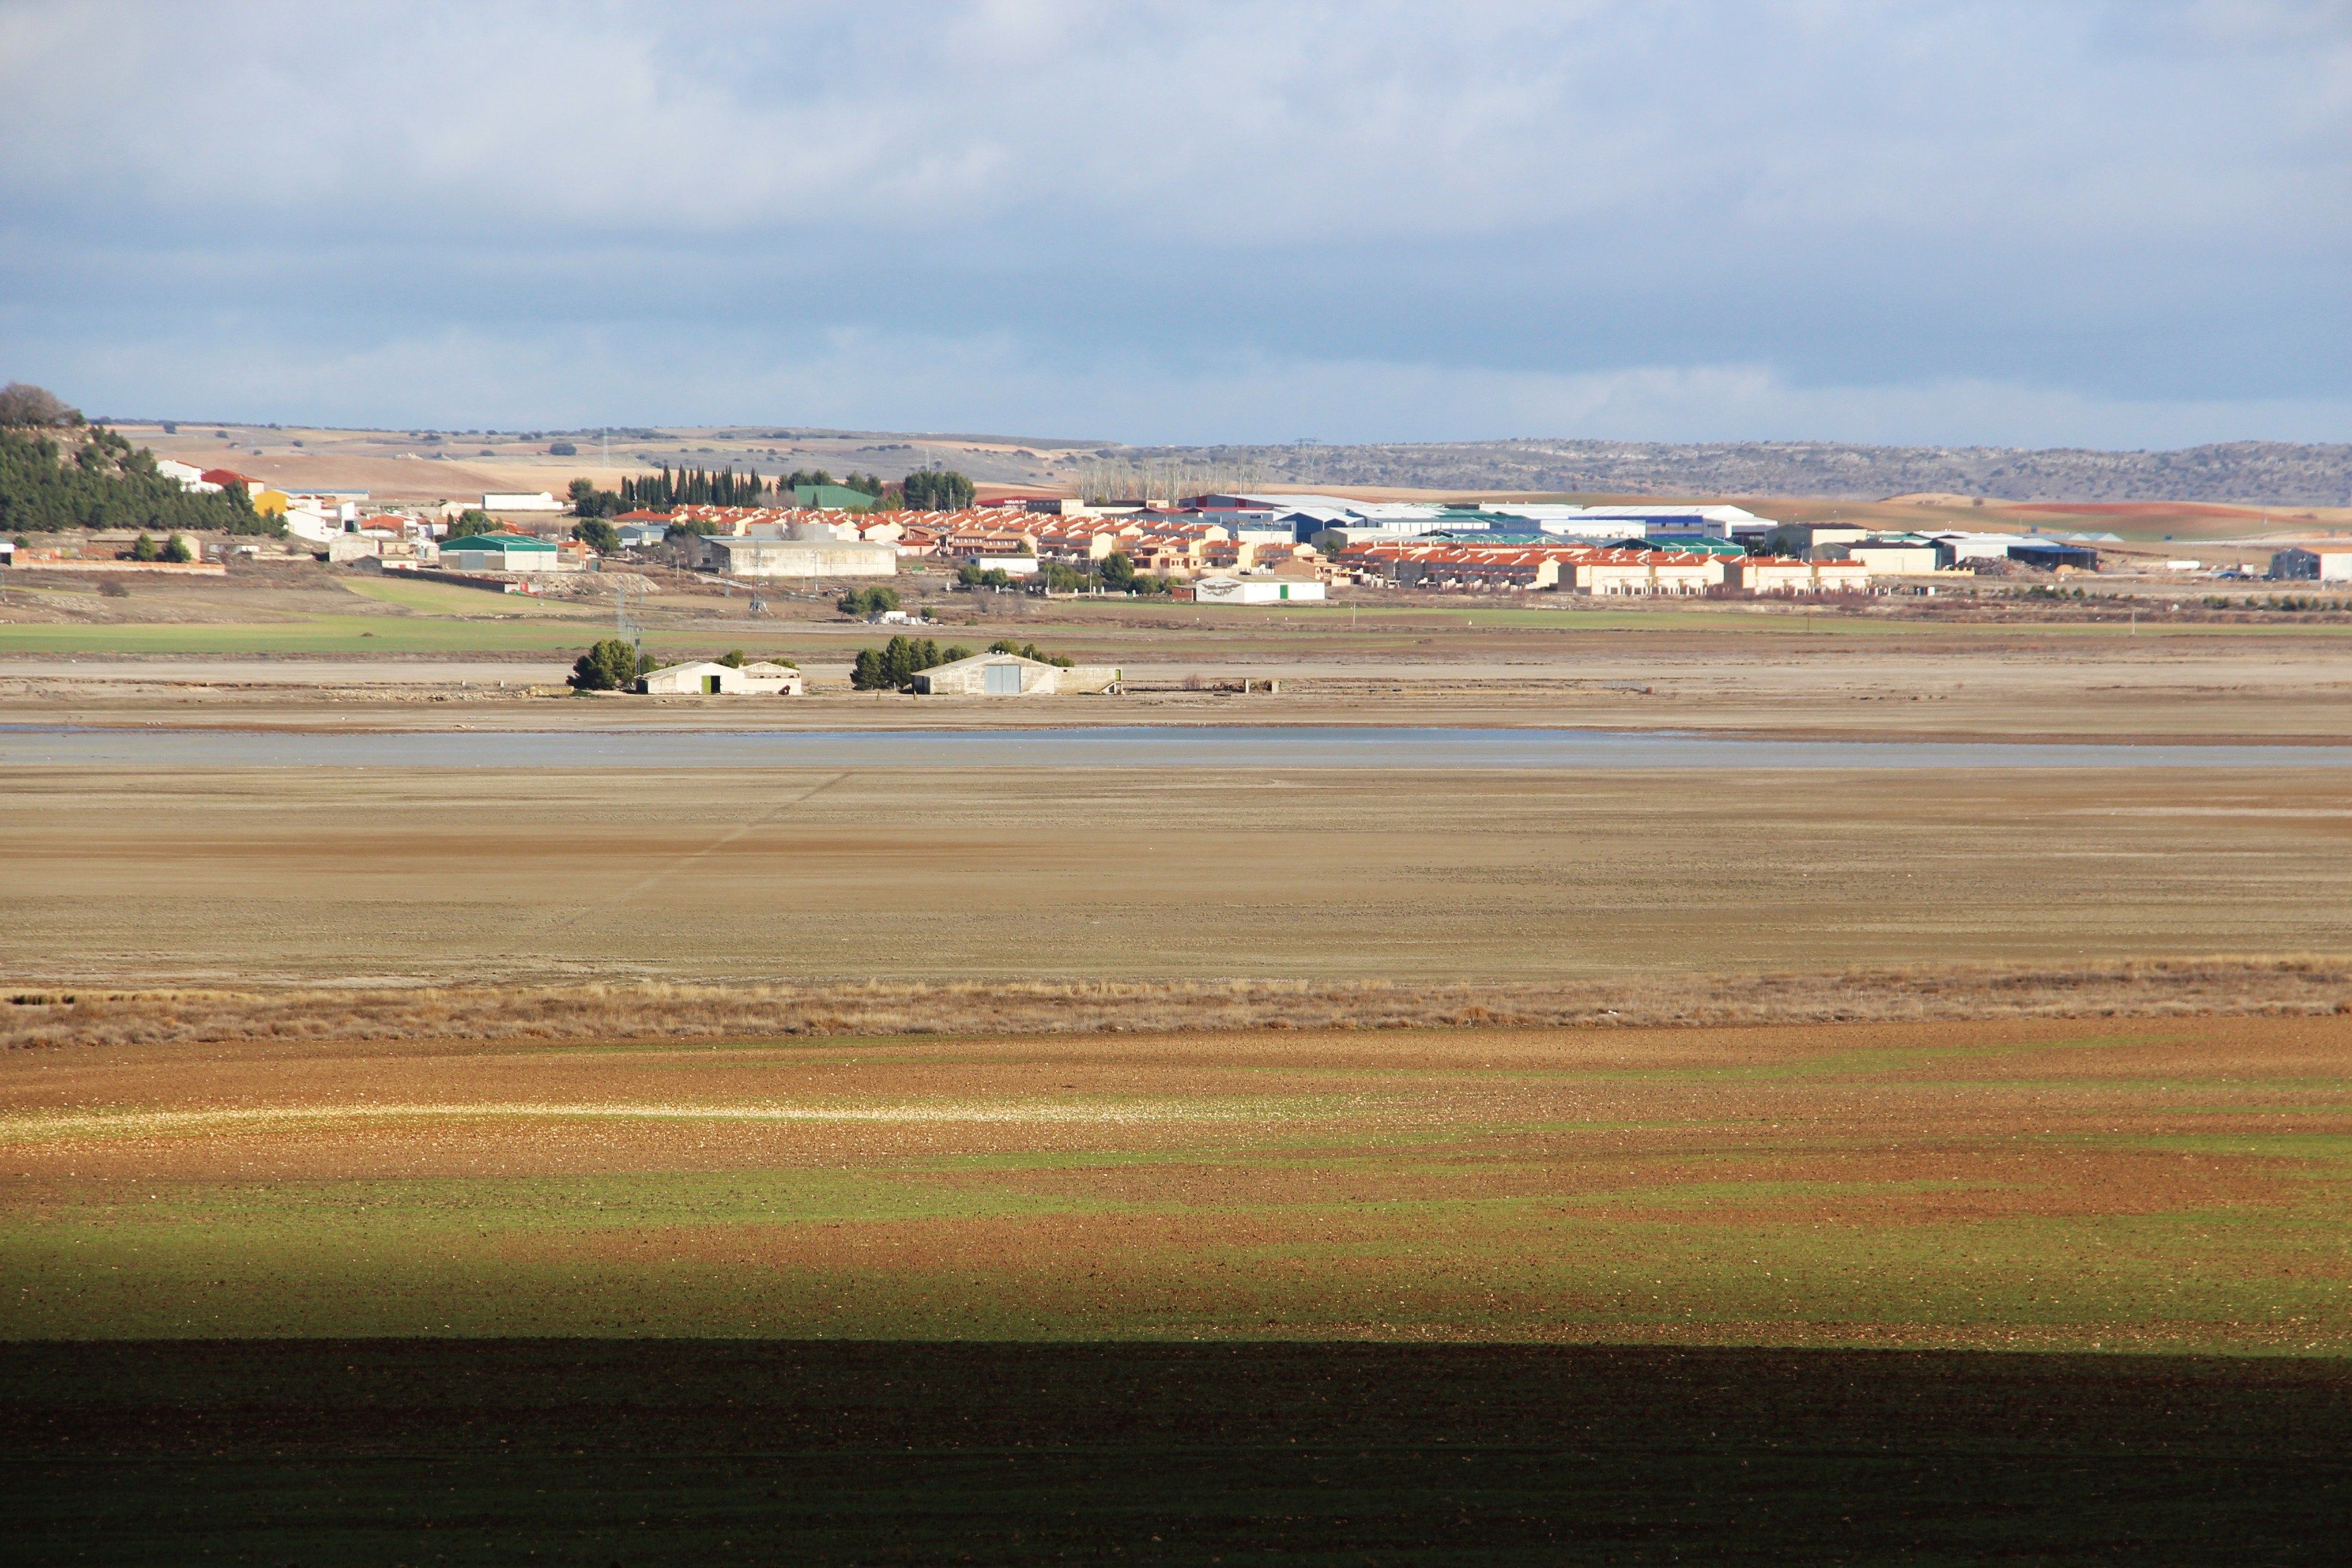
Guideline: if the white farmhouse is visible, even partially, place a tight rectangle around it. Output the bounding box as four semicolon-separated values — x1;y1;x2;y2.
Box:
636;660;804;696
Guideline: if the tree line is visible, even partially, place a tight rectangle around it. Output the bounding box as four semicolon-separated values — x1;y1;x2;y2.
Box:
1;385;282;536
581;464;978;517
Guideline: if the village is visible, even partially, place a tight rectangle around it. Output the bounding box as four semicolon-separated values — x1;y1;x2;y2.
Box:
15;466;2347;612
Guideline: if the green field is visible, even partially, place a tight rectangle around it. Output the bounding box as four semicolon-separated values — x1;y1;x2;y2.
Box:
8;1018;2349;1350
8;998;2351;1563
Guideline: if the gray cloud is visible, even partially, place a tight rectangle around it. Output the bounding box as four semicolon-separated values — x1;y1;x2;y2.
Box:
2;0;2347;442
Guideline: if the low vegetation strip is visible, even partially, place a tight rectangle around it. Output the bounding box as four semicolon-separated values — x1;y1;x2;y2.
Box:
0;1098;1260;1140
7;957;2347;1049
5;1015;2349;1351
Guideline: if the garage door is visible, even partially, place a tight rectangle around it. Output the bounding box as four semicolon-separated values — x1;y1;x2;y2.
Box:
984;663;1023;694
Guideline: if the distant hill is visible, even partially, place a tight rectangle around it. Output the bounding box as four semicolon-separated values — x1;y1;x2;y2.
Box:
1122;438;2352;505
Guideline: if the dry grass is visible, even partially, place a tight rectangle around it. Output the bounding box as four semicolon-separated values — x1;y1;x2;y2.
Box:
7;956;2349;1049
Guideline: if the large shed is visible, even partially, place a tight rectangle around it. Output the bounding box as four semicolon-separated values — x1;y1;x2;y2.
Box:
2008;541;2100;572
637;660;804;696
702;536;897;578
442;534;559;572
1194;575;1326;604
2269;548;2352;582
911;653;1121;696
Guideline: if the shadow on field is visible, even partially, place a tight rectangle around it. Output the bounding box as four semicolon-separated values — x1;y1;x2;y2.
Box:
5;1341;2347;1565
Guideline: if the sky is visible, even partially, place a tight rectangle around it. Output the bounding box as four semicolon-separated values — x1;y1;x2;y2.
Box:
3;0;2349;448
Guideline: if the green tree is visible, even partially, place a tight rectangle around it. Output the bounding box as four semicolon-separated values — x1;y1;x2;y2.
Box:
568;478;623;519
574;518;621;554
129;532;159;561
837;585;902;617
718;649;747;668
163;533;193;563
990;638;1073;668
1098;551;1136;589
0;425;276;536
853;635;952;691
455;508;491;534
567;638;642;691
902;469;976;511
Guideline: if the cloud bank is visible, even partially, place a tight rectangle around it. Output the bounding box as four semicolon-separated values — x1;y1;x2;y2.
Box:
3;0;2347;444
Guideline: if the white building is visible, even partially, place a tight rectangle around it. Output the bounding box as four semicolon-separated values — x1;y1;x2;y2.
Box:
444;534;561;572
154;459;220;492
1838;542;1943;575
911;653;1122;696
1194;575;1326;604
482;491;565;512
702;536;897;578
637;659;804;696
282;508;342;544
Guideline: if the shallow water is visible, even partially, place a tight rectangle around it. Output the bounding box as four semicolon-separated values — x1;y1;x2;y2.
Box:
5;724;2349;769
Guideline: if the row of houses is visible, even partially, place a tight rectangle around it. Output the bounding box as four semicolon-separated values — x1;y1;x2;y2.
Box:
1341;541;1874;595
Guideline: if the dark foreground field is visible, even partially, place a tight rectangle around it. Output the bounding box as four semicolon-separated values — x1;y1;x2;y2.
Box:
7;1339;2349;1565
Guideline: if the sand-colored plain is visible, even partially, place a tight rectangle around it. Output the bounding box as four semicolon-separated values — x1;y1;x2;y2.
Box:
3;763;2349;990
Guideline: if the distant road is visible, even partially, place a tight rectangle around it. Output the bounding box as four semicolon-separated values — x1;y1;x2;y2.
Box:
0;659;577;685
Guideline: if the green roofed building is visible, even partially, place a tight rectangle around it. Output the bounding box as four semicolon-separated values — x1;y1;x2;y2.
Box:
442;534;560;572
789;484;881;512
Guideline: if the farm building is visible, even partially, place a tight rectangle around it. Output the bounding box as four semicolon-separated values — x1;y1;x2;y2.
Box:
1561;550;1726;595
2269;548;2352;582
482;491;564;512
911;653;1122;696
700;536;896;578
1836;542;1942;574
442;534;561;572
1194;575;1326;603
2008;541;2100;571
789;483;883;511
637;660;803;696
1725;557;1872;594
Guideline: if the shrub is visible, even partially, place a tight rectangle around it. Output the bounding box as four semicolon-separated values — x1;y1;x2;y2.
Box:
163;533;193;563
548;442;577;457
129;532;159;561
851;634;951;691
838;585;901;617
987;639;1074;668
568;638;643;691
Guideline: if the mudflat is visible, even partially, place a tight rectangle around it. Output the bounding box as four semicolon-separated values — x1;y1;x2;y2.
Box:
4;760;2348;989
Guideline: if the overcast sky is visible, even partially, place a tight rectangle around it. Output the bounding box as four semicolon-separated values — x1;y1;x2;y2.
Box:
3;1;2349;446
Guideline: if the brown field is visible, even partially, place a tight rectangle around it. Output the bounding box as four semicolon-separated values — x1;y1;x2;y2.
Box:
3;762;2349;993
5;551;2351;743
6;628;2352;745
5;1015;2349;1349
